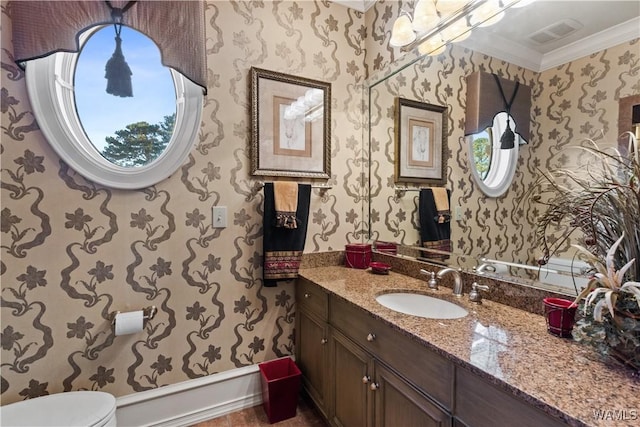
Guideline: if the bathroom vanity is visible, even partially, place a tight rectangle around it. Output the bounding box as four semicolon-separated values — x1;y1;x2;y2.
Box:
295;265;640;427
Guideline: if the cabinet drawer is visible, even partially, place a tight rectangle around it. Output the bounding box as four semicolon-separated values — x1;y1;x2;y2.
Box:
296;278;328;320
455;367;566;427
330;295;454;410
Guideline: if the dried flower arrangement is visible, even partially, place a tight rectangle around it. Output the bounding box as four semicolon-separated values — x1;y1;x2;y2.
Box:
532;133;640;371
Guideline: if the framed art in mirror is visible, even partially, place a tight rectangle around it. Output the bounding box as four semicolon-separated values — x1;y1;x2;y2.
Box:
394;98;447;185
250;67;331;179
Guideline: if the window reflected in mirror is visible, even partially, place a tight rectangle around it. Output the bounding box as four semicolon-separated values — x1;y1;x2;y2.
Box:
470;128;493;180
74;26;176;168
467;112;521;198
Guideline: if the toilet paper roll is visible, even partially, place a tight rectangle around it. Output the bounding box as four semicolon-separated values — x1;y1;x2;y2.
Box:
114;311;144;336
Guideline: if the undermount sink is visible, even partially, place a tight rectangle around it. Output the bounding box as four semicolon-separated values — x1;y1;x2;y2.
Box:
376;292;468;319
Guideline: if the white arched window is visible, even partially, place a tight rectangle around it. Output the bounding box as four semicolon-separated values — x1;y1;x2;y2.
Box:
13;1;206;189
25;25;203;189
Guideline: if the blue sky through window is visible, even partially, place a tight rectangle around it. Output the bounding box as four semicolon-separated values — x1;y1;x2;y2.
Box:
74;25;176;151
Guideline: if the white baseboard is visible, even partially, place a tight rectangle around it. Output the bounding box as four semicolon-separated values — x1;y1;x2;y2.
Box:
115;364;263;427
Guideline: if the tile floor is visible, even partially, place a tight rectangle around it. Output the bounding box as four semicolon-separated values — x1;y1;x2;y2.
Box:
190;397;328;427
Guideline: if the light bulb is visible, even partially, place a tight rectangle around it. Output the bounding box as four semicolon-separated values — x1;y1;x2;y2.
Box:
412;0;439;33
450;28;472;42
436;0;468;17
305;88;323;106
390;13;416;47
478;10;504;27
511;0;537;8
418;35;447;56
470;0;504;27
440;19;471;42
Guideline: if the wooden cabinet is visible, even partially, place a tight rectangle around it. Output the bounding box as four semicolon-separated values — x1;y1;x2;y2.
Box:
373;362;451;427
296;278;565;427
454;367;566;427
329;328;450;427
330;329;372;427
296;309;329;417
297;278;451;427
330;295;454;411
295;278;330;418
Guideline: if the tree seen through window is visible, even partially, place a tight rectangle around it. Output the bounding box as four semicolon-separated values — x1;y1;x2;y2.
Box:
471;129;492;180
101;114;175;167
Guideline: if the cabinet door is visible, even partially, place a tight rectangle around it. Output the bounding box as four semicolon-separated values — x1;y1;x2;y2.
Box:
455;367;566;427
296;309;329;417
330;328;373;427
373;362;451;427
330;295;453;410
452;419;468;427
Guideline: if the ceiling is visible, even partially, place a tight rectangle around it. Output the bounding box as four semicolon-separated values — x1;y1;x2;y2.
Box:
331;0;640;72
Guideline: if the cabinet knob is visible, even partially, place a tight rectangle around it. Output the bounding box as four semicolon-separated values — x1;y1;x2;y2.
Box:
366;333;376;342
320;338;328;345
304;293;311;298
370;382;380;391
362;375;370;384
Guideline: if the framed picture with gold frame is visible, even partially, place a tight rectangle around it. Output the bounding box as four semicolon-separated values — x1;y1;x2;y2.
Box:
250;67;331;178
394;97;448;184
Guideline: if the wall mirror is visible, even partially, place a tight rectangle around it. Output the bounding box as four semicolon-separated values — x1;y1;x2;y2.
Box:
25;25;203;189
367;0;639;294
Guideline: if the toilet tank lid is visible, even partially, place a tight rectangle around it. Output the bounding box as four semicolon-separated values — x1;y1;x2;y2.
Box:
0;391;116;427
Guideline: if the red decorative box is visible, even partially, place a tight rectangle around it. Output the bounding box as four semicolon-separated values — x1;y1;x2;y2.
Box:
375;241;397;255
345;243;372;269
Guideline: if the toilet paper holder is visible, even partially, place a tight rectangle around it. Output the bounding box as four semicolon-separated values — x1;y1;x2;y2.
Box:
110;306;157;327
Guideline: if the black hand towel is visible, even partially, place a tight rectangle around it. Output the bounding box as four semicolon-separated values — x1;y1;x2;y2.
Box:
419;188;452;258
263;183;311;287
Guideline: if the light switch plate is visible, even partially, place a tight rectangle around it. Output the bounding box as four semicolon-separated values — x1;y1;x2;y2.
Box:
212;206;227;228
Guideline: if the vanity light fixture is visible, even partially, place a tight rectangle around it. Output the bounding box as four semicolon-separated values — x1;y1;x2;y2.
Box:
389;0;531;56
389;11;416;47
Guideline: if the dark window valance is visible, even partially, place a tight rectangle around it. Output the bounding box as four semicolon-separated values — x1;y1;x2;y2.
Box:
10;0;207;93
465;71;531;142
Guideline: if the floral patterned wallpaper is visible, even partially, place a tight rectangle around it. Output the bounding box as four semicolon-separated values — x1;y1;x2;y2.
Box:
1;0;368;404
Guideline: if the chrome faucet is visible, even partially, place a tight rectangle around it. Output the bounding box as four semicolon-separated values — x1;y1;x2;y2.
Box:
419;269;438;289
475;262;496;274
469;282;490;303
437;267;464;297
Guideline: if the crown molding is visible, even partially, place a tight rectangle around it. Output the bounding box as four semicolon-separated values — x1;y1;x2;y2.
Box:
331;0;376;12
458;30;544;72
538;16;640;71
460;16;640;73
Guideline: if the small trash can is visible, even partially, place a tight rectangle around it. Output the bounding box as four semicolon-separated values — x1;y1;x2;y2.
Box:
258;356;302;424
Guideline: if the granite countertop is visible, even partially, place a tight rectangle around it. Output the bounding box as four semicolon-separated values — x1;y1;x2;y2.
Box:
298;265;640;427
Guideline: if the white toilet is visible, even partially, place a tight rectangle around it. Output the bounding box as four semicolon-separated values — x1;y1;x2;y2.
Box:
0;391;116;427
